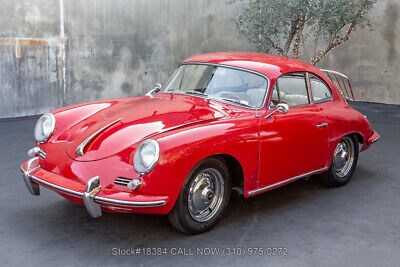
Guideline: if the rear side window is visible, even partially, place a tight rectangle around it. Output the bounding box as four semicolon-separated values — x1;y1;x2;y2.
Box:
310;74;332;103
270;73;310;107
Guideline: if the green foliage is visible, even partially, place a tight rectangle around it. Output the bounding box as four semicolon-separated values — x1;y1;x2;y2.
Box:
227;0;377;64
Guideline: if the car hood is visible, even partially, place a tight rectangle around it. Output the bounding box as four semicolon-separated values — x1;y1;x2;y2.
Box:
61;95;226;161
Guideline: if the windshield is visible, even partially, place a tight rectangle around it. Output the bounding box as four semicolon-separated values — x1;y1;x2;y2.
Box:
163;64;268;108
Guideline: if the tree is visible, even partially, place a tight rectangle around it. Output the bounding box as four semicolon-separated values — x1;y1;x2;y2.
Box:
227;0;377;65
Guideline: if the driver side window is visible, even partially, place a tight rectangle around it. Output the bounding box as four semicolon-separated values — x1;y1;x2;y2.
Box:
270;72;311;108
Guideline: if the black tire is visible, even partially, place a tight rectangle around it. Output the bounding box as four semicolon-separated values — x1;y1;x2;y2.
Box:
168;157;231;234
321;135;359;187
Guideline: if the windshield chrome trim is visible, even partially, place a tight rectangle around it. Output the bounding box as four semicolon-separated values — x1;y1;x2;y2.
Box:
164;62;271;111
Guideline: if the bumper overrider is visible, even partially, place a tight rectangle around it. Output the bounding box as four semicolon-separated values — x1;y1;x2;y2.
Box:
20;157;168;218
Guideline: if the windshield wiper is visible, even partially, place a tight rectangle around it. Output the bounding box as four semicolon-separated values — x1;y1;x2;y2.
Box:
220;98;253;108
184;90;208;97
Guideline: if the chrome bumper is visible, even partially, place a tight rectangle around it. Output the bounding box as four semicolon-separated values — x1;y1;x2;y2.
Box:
21;157;166;218
21;157;41;195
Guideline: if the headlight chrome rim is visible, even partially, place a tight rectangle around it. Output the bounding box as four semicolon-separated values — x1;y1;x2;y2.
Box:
34;113;56;144
133;139;160;175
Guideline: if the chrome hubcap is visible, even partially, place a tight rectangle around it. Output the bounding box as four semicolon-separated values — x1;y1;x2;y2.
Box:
333;137;355;178
188;168;225;222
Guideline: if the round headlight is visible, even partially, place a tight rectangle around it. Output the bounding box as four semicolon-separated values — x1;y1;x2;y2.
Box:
133;139;160;174
34;113;56;143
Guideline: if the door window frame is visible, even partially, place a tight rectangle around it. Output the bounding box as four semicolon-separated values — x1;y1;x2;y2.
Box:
268;71;313;109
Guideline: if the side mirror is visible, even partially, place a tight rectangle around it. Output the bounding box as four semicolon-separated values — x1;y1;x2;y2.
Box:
277;103;289;114
146;83;162;96
264;103;289;119
154;83;162;91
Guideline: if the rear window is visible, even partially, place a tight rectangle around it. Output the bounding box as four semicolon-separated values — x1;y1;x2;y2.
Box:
322;70;354;101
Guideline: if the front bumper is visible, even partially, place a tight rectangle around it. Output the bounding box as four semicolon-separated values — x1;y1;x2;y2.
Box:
20;157;168;217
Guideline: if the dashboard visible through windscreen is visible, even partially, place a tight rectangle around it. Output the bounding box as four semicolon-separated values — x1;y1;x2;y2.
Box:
163;64;269;108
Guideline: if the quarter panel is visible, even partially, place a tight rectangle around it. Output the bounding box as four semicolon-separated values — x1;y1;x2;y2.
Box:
315;100;372;161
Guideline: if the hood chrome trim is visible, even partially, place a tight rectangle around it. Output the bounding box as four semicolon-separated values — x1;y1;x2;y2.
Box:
75;118;123;156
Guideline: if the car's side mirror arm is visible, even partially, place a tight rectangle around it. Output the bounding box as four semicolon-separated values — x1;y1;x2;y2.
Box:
146;83;162;97
264;103;289;119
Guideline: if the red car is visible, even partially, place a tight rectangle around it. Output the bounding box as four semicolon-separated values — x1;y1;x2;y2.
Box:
21;52;379;234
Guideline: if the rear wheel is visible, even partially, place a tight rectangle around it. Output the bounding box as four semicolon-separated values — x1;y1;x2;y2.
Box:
321;136;359;187
168;157;231;234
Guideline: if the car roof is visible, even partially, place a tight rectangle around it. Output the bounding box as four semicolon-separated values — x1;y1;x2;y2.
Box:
182;52;326;81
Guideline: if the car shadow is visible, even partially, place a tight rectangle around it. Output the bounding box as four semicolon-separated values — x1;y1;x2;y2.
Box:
14;163;379;260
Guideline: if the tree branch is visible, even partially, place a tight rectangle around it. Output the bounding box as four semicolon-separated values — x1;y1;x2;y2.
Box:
265;37;284;55
246;35;284;55
310;23;354;65
310;8;363;65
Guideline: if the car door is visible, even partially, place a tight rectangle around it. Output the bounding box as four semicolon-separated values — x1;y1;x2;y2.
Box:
256;72;329;192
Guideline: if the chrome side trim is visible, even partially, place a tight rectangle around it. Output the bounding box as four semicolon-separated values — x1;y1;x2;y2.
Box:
75;118;123;156
248;167;328;196
316;122;328;128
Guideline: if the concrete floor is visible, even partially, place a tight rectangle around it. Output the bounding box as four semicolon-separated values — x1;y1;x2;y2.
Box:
0;102;399;266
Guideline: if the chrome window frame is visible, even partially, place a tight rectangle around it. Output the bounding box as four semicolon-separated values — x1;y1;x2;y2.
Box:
163;62;271;111
268;71;312;109
321;69;354;101
308;73;333;104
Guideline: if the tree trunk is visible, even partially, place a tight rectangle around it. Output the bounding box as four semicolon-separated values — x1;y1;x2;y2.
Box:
292;10;308;59
283;18;300;56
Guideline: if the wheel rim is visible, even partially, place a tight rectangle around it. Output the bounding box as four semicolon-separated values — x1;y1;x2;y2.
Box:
188;168;225;222
333;137;355;178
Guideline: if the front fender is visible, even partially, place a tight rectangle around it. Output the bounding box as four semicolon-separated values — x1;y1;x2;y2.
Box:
50;100;129;141
144;117;260;211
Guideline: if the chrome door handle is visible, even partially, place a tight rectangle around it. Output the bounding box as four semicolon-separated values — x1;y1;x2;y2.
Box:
316;122;328;128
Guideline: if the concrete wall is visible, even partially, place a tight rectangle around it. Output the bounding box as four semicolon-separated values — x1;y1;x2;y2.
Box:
311;0;400;104
0;0;399;118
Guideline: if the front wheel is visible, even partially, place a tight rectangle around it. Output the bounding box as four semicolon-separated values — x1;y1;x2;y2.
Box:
168;157;231;234
320;136;359;187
